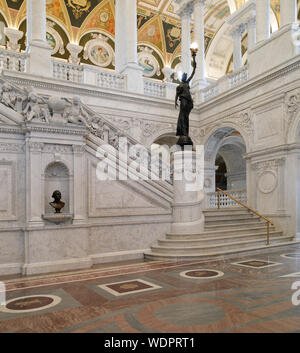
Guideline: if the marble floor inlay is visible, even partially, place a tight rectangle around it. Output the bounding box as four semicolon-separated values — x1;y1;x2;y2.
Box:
180;269;224;279
231;259;282;269
0;295;62;314
281;253;300;259
0;245;300;333
98;279;162;297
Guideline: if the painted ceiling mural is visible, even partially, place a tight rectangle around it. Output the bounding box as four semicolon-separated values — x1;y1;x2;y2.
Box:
0;0;299;79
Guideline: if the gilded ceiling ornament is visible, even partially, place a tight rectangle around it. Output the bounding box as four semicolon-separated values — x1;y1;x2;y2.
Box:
166;26;181;49
66;0;91;20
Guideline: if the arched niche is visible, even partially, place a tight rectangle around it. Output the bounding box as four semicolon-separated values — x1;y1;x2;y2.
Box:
44;161;70;215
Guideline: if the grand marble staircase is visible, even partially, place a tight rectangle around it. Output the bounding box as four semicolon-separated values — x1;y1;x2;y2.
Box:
144;208;297;261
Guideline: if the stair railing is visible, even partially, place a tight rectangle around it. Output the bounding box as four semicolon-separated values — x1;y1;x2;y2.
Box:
216;188;273;246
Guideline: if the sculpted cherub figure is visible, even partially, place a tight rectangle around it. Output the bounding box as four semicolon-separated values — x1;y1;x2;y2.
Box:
0;82;17;108
23;92;49;123
63;96;88;124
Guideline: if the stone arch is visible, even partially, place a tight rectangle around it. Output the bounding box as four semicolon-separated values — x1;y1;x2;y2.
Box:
270;8;279;32
203;125;248;192
147;128;177;148
202;120;251;153
205;23;232;79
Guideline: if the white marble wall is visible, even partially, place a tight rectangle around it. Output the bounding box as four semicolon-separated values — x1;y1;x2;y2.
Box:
0;101;173;275
0;3;300;275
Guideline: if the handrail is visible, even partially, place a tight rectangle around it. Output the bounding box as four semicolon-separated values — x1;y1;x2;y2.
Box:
216;188;273;246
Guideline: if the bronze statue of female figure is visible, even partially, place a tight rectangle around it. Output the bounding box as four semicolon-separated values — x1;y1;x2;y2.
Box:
175;52;197;147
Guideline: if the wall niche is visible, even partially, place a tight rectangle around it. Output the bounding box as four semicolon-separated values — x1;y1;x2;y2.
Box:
44;161;70;215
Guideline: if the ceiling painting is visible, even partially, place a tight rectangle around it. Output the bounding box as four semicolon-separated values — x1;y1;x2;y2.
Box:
138;14;166;56
6;0;24;10
45;0;72;39
64;0;103;27
1;1;11;26
3;0;299;80
78;0;115;41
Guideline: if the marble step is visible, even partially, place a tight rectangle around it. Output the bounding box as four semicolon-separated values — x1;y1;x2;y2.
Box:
166;225;276;239
160;231;283;247
204;215;261;224
151;235;293;255
203;207;253;216
144;240;300;261
204;221;266;230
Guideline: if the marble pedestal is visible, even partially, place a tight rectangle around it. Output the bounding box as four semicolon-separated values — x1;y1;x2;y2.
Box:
27;40;52;77
171;150;205;234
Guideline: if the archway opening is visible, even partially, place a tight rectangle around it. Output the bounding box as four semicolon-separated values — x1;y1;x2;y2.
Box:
204;127;247;208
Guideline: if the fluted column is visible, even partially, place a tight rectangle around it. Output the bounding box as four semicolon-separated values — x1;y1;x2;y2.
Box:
26;0;52;77
247;16;256;51
178;2;193;76
193;0;209;88
115;0;143;94
230;23;245;71
280;0;297;27
256;0;270;43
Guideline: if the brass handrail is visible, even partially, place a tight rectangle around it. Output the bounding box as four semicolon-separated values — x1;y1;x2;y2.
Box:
216;188;273;246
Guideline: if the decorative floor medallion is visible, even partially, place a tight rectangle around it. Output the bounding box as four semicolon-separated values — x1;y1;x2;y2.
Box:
0;295;62;313
98;279;162;297
281;253;300;259
231;259;282;269
180;269;224;279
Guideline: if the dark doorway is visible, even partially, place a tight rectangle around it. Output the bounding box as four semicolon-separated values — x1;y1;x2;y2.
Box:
215;154;227;190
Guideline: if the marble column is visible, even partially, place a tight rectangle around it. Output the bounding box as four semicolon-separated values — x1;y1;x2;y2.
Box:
72;145;86;224
178;2;193;77
26;0;52;77
247;16;256;51
280;0;297;27
115;0;143;94
256;0;270;43
230;23;245;71
192;0;209;89
26;141;44;227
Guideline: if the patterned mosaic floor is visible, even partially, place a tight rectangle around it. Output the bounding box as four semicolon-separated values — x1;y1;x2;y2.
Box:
0;246;300;333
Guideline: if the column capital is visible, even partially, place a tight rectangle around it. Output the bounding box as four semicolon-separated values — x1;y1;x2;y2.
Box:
177;2;194;19
230;23;246;38
247;15;256;29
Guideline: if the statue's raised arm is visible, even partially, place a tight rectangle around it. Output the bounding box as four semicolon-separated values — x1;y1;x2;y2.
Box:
187;53;197;84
